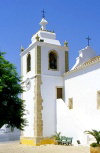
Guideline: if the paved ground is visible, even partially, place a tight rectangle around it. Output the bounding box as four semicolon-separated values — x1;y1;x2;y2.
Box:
0;141;90;153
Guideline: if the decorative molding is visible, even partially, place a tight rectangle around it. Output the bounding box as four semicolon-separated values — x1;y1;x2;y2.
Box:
97;91;100;110
64;56;100;76
68;98;73;109
20;41;68;57
35;46;41;74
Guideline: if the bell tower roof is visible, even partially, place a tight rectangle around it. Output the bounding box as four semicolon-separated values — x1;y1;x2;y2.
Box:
30;17;61;46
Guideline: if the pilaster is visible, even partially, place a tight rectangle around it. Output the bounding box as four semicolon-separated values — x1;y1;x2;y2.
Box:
34;46;43;144
65;51;69;72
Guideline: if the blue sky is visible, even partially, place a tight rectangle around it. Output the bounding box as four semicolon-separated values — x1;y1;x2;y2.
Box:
0;0;100;73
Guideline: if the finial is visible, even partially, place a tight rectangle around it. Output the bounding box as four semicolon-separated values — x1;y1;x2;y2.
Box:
21;45;24;52
35;34;40;41
41;9;46;18
40;18;48;30
40;9;48;30
64;40;68;47
86;36;91;46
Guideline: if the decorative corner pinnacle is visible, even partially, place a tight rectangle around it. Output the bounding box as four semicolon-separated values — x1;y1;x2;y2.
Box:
35;34;40;41
21;46;24;52
64;41;68;47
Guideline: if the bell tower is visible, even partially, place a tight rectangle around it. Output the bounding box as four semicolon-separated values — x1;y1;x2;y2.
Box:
20;16;68;146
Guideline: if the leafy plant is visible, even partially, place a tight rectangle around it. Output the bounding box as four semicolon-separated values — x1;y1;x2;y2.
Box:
85;130;100;146
52;132;61;140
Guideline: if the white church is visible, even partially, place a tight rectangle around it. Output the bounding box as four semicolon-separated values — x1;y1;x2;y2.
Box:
0;16;100;146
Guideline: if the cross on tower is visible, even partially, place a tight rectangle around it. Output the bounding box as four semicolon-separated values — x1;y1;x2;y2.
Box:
41;9;46;18
86;36;91;46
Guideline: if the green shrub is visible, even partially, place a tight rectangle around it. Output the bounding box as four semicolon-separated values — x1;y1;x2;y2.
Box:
85;130;100;147
90;143;100;147
52;132;61;140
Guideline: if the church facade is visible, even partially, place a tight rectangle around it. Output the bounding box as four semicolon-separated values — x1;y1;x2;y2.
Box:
19;17;100;146
1;17;99;145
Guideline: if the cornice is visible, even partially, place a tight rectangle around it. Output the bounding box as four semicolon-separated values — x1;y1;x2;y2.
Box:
64;56;100;76
20;41;68;56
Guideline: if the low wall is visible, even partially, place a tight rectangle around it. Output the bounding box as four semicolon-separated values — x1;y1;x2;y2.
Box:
0;126;20;142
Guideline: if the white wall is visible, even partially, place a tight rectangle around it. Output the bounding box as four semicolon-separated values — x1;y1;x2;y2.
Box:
57;63;100;145
22;78;35;137
40;43;66;137
21;46;36;137
41;75;63;137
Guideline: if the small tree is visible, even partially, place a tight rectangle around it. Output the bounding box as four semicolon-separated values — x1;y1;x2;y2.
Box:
0;52;26;130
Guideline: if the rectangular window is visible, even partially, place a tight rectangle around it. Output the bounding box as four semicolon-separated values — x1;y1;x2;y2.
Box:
57;88;63;99
68;98;73;109
97;91;100;109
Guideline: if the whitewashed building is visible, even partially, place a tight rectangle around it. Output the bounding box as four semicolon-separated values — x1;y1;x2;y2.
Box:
57;47;100;145
19;17;100;146
0;17;100;145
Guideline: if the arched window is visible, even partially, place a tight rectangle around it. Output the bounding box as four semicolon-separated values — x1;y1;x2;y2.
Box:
27;53;31;72
49;51;57;70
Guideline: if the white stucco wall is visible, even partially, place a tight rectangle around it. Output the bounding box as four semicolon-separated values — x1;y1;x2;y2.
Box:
21;46;36;137
57;62;100;145
40;42;66;137
41;75;63;137
22;78;35;137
